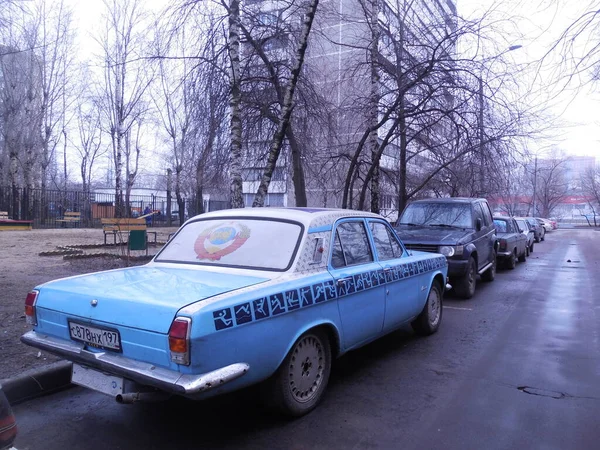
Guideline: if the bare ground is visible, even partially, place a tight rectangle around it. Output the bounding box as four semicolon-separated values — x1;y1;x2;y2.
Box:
0;227;178;380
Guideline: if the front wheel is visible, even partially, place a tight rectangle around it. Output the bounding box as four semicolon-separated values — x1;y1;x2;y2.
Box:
452;257;476;299
267;329;332;417
529;242;534;253
518;250;526;263
412;281;443;336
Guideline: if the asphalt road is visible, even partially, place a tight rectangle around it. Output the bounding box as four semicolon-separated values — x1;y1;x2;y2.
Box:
13;228;600;450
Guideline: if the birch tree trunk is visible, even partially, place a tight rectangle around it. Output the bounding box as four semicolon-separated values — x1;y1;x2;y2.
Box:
252;0;320;207
228;0;244;209
368;0;380;213
288;127;307;207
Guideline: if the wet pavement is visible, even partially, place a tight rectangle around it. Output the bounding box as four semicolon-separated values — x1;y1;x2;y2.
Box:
12;229;600;450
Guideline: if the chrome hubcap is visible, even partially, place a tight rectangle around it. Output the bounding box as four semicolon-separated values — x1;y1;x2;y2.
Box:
289;335;324;403
428;288;441;327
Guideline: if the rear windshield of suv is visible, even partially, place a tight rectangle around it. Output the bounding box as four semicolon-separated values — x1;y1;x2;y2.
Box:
400;202;472;228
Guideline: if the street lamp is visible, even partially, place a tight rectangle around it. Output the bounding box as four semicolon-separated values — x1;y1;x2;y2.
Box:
478;44;523;196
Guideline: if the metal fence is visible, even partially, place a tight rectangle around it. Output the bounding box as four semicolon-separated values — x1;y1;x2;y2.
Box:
0;186;231;228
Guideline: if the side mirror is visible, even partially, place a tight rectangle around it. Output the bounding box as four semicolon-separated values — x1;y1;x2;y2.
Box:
476;218;482;231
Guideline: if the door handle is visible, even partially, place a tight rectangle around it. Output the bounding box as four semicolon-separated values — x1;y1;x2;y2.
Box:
337;277;352;286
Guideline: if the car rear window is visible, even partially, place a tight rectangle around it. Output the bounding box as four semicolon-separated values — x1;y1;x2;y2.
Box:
155;218;303;271
493;219;508;233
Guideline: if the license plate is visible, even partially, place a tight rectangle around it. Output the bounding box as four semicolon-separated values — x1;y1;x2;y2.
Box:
68;321;122;351
71;363;124;396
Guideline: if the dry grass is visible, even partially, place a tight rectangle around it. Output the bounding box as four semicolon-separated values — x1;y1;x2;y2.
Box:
0;227;178;380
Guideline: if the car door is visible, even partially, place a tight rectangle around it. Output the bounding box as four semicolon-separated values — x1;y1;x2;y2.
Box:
472;202;490;270
329;219;385;349
512;219;525;253
367;220;421;334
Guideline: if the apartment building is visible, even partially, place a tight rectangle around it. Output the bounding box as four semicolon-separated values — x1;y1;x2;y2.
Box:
240;0;458;212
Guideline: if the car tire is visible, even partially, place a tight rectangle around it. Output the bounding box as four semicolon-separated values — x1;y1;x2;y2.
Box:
529;242;534;253
507;251;516;270
453;257;476;299
518;250;526;263
412;281;443;336
526;246;530;257
534;234;540;243
268;329;332;417
541;230;545;241
481;251;496;282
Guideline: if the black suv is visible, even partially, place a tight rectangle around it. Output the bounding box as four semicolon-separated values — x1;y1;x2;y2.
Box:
395;198;498;299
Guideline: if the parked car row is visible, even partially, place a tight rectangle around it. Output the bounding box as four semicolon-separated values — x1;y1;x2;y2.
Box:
16;201;554;419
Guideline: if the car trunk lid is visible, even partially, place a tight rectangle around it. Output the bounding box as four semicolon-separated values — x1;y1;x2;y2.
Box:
35;266;269;333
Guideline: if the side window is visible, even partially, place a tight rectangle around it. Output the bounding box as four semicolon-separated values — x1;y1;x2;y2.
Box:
331;231;346;269
482;202;493;226
370;222;395;261
472;203;483;227
388;229;403;258
330;221;373;268
505;220;513;233
475;203;489;226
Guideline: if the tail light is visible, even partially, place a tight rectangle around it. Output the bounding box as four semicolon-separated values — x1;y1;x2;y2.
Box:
25;291;39;326
0;401;17;449
499;239;507;251
168;317;191;365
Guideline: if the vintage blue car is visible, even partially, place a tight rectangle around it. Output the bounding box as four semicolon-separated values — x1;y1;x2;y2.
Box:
21;208;448;416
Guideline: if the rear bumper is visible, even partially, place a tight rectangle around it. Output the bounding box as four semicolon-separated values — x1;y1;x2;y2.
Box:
496;251;512;258
21;331;249;396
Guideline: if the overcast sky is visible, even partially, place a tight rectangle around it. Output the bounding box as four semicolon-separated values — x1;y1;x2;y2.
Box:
459;0;599;159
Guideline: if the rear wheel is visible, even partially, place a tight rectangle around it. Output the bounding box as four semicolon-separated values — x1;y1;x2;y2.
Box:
529;242;534;253
412;282;443;336
453;257;476;299
526;246;530;257
507;251;516;270
267;329;331;417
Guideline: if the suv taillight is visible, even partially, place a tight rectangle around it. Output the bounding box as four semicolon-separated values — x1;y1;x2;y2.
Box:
25;291;39;325
168;317;191;365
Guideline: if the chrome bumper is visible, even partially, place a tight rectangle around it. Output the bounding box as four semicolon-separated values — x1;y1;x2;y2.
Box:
21;331;249;396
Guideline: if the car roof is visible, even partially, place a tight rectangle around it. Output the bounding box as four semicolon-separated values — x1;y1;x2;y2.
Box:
409;197;484;204
189;207;382;229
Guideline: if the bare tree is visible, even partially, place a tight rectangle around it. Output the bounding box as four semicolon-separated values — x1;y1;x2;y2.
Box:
227;0;244;208
97;0;153;217
251;0;320;207
29;0;75;216
580;165;600;225
533;155;569;218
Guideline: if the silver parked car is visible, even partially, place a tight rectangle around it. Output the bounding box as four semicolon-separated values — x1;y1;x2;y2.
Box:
515;218;535;255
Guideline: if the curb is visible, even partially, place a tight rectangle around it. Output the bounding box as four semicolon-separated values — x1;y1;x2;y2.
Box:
0;361;73;405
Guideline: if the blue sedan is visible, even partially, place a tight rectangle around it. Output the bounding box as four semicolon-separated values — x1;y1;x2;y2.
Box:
21;208;447;416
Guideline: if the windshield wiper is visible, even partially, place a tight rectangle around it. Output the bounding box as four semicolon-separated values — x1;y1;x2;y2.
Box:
401;222;421;227
429;223;465;229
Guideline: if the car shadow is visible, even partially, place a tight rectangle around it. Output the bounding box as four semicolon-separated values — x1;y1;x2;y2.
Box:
123;326;420;445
